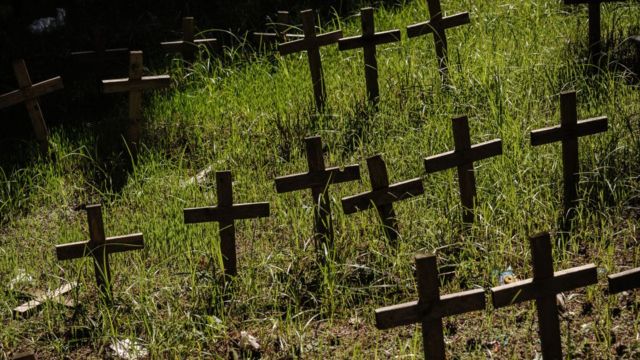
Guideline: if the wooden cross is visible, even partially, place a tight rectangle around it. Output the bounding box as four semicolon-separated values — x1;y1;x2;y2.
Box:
102;51;171;153
70;27;129;74
184;171;270;277
254;11;304;46
338;7;401;105
0;59;64;154
491;232;598;360
55;204;144;300
424;116;502;224
608;267;640;294
375;254;485;359
161;17;218;61
406;0;470;74
278;9;343;112
530;91;607;219
275;136;360;252
564;0;623;57
341;155;423;242
13;282;77;318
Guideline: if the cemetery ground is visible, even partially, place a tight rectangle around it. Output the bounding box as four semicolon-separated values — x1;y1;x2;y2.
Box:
2;0;640;358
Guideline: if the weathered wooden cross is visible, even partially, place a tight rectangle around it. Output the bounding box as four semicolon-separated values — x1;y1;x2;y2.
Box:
254;11;303;46
338;7;401;104
375;254;485;359
13;282;77;318
70;27;129;73
278;9;343;112
341;155;424;242
564;0;623;57
55;204;144;300
608;267;640;294
424;116;502;224
530;91;607;219
0;59;64;154
161;17;218;61
491;232;598;360
102;51;171;153
407;0;470;74
184;171;270;277
275;136;360;252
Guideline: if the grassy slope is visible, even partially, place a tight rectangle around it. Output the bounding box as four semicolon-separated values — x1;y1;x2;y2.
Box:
2;0;640;358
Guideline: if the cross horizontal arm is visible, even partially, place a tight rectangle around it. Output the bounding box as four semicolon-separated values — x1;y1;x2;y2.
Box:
338;29;401;51
70;47;129;59
491;264;597;308
102;75;171;94
608;267;640;294
278;30;343;55
375;288;485;329
531;116;608;146
424;139;502;173
0;77;64;109
275;165;360;193
55;233;144;260
341;178;424;214
183;203;271;224
406;12;470;38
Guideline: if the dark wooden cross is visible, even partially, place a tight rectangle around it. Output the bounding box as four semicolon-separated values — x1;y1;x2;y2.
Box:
278;9;343;112
275;136;360;252
491;232;598;360
376;254;485;359
406;0;470;74
13;282;77;318
608;267;640;294
0;59;64;154
184;171;270;277
254;11;304;46
564;0;623;57
341;155;423;242
102;51;171;153
530;91;607;218
55;204;144;300
70;27;129;73
424;116;502;224
338;7;401;104
161;17;218;61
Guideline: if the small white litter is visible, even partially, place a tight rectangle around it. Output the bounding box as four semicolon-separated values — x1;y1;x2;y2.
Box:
110;339;148;360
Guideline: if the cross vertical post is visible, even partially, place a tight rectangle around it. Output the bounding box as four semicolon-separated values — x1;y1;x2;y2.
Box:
375;254;486;359
184;171;270;277
279;9;342;112
338;7;401;105
563;0;623;58
491;232;598;359
341;155;424;242
424;116;502;225
275;136;360;254
161;17;218;61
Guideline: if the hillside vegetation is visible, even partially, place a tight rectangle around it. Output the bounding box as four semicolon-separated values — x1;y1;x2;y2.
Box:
2;0;640;358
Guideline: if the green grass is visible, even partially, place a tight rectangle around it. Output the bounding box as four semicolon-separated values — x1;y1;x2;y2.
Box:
2;0;640;358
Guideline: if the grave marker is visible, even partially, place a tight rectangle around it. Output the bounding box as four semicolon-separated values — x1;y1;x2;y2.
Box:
275;136;360;252
338;7;401;104
375;254;486;359
184;171;270;277
55;204;144;300
161;17;218;61
70;27;129;74
491;232;598;360
530;91;607;219
102;51;171;154
406;0;470;74
0;59;64;154
13;282;77;318
341;155;423;242
279;9;342;112
564;0;623;57
608;267;640;294
254;11;304;46
424;116;502;224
